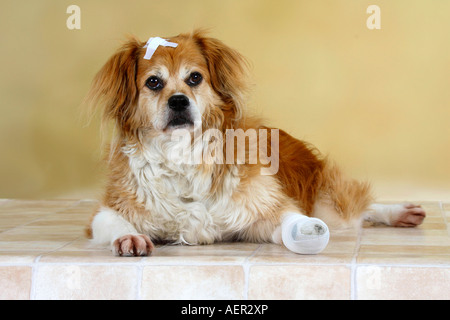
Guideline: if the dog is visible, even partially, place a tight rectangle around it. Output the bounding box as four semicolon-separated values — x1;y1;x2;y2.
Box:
85;30;425;256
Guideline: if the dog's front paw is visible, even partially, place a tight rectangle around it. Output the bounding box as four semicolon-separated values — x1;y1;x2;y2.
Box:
391;203;426;227
113;234;154;256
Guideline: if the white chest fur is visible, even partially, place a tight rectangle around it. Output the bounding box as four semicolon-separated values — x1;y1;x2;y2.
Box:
123;136;242;245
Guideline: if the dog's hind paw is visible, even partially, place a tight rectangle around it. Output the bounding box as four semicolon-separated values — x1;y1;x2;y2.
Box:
391;203;426;227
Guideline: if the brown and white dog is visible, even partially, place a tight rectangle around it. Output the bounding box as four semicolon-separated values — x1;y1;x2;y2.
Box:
85;30;425;256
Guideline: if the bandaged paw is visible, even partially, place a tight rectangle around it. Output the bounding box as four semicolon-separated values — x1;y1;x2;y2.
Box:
281;214;330;254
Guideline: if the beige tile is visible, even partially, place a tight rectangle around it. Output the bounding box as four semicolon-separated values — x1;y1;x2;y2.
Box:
357;254;450;265
248;265;351;300
443;203;450;221
40;250;142;263
0;199;449;301
251;229;358;264
0;199;11;206
418;221;448;230
54;237;103;251
0;211;84;253
0;240;71;252
360;227;450;246
0;252;39;264
0;266;32;300
443;203;450;235
56;200;98;213
37;237;119;262
357;244;450;265
420;202;443;217
249;243;354;265
0;212;53;230
359;244;450;255
357;266;450;300
0;227;82;242
0;200;77;213
141;265;244;299
34;265;139;299
10;224;84;233
0;200;86;232
144;242;259;264
25;218;88;228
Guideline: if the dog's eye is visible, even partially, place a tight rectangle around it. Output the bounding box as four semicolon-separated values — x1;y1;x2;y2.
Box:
146;76;163;90
186;72;203;87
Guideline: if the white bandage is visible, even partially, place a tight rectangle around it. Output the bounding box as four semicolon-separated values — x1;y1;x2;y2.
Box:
281;213;330;255
143;37;178;60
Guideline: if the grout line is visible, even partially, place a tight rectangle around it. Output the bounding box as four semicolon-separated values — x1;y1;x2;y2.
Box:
29;255;42;300
350;226;363;300
39;237;84;258
28;239;80;300
0;200;82;235
3;259;444;268
135;258;145;300
439;201;450;237
242;244;263;300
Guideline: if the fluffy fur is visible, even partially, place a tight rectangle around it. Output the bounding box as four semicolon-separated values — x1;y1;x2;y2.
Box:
85;30;425;256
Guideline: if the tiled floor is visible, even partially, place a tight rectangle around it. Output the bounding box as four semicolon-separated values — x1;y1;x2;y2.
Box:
0;199;449;300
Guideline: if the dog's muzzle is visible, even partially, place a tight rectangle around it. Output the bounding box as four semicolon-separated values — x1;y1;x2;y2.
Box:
167;94;194;128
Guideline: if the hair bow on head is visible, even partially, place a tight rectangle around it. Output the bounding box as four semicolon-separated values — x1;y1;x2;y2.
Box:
143;37;178;60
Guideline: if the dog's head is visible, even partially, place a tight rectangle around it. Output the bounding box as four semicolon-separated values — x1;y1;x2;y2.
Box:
87;30;249;139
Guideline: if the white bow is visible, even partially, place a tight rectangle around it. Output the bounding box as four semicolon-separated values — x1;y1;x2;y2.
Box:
143;37;178;60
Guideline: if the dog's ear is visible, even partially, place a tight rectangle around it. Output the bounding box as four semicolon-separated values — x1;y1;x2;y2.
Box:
194;31;250;124
86;37;142;137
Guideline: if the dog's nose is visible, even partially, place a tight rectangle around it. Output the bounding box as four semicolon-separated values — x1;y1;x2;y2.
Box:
168;95;189;112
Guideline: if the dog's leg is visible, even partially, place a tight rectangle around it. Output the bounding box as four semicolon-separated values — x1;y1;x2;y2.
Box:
91;207;154;256
273;212;330;254
364;203;426;227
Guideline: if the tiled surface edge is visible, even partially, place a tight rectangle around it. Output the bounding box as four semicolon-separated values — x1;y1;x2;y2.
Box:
2;259;449;300
0;199;449;300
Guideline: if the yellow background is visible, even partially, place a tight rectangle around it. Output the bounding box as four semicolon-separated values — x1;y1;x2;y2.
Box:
1;0;449;200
